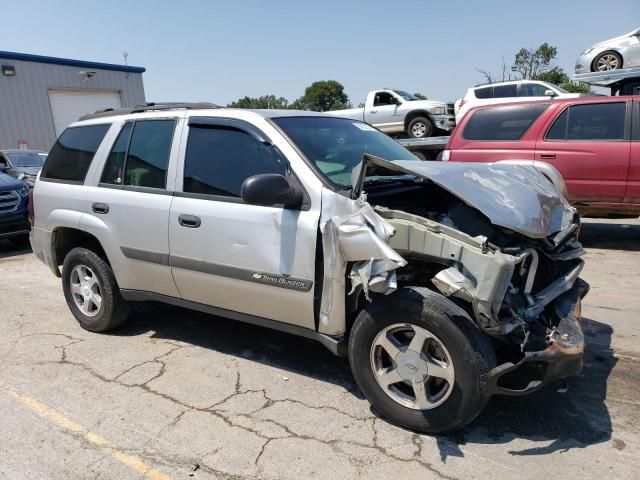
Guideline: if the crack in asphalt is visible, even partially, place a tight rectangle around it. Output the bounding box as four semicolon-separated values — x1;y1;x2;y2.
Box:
1;335;461;480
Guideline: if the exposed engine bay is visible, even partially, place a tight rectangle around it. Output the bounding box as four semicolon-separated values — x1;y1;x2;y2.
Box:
328;155;590;394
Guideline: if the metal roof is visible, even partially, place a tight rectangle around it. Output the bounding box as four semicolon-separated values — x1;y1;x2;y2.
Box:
0;50;145;74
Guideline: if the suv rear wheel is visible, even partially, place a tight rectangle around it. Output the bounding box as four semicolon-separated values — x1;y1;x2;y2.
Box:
348;287;495;433
62;247;130;332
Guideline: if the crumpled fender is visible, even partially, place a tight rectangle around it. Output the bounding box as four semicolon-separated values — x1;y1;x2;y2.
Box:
318;189;406;336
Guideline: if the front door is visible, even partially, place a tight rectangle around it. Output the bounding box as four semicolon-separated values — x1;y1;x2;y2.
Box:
168;118;319;329
535;100;631;204
366;91;402;132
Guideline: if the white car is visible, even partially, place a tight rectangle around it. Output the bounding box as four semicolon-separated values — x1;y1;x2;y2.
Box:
454;80;582;123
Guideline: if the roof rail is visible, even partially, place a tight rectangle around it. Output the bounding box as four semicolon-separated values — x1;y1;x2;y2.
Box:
78;102;220;121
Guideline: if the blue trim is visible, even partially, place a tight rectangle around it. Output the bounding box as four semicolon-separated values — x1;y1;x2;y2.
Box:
0;51;145;74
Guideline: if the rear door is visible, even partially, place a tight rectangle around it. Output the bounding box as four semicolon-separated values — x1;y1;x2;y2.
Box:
81;117;182;297
168;117;319;329
625;99;640;204
535;100;631;204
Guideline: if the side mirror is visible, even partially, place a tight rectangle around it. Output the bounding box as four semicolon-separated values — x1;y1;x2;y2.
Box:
544;89;557;97
391;96;401;105
241;174;302;208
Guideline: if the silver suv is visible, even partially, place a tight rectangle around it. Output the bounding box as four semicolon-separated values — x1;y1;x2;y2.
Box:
31;103;589;433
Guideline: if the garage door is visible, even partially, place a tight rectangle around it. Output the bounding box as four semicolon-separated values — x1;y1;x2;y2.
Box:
48;89;122;136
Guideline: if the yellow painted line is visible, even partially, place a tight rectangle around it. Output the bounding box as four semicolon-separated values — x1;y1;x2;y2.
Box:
0;382;171;480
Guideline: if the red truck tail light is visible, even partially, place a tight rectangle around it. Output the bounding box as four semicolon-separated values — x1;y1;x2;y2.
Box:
28;189;34;226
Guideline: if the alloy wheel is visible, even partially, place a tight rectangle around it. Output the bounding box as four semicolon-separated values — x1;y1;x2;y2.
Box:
411;122;427;137
70;265;102;317
596;53;621;71
370;323;455;410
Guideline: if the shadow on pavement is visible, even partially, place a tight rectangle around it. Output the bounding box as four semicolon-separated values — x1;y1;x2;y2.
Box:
579;220;640;251
113;302;363;398
434;317;615;460
114;302;615;458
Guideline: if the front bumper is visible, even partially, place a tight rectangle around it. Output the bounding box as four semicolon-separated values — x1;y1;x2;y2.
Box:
574;53;595;74
0;212;29;240
485;278;589;396
432;114;456;132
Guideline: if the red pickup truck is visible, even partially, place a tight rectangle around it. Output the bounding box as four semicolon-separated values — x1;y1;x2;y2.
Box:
442;96;640;217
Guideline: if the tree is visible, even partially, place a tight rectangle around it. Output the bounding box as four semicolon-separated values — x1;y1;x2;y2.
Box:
512;43;557;79
289;80;350;111
535;67;590;93
228;95;289;109
476;57;515;84
413;92;428;100
477;44;590;93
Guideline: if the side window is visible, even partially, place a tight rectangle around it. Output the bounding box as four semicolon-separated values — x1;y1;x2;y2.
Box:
41;125;110;182
183;126;287;198
545;108;568;140
474;87;493;99
373;92;395;106
101;122;132;185
566;103;626;140
493;84;517;98
100;120;175;189
519;83;549;97
463;104;549;141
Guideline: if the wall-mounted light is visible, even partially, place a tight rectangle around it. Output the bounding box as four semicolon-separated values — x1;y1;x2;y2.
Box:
2;65;16;76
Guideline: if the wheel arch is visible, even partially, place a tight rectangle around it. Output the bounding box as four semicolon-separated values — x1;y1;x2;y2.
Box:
591;49;624;71
404;110;434;131
51;227;111;276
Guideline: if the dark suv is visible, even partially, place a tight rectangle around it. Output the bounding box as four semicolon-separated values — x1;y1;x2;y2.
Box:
0;169;30;244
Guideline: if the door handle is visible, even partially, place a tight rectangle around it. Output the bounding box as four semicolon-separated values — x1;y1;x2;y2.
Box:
540;153;556;160
92;202;109;214
178;214;201;228
370;110;377;113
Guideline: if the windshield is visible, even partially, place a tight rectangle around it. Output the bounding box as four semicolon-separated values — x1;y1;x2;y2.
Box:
5;151;46;167
273;116;416;187
393;90;418;101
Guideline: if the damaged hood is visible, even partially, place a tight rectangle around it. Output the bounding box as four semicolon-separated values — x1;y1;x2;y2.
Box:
353;155;575;239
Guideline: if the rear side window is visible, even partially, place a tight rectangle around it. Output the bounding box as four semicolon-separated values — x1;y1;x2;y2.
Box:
493;84;517;98
474;87;493;99
519;83;549;97
101;120;175;189
545;102;626;141
41;125;110;182
183;126;287;198
463;104;549;141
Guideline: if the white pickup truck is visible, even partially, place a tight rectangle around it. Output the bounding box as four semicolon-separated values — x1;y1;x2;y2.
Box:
328;89;456;138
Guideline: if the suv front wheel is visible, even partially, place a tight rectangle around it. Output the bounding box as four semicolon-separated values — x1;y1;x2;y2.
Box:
349;287;495;433
62;247;130;332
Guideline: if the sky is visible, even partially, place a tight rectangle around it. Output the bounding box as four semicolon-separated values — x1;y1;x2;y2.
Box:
1;0;639;105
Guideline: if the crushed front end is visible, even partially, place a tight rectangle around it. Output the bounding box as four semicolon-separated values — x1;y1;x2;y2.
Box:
376;206;589;396
349;157;592;396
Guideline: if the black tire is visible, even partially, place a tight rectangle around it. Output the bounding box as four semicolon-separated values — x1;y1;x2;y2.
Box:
592;51;623;72
348;287;495;434
62;247;130;332
412;150;427;161
407;116;434;138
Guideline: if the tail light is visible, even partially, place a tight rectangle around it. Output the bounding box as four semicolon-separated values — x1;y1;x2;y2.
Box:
441;149;451;162
28;189;34;227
